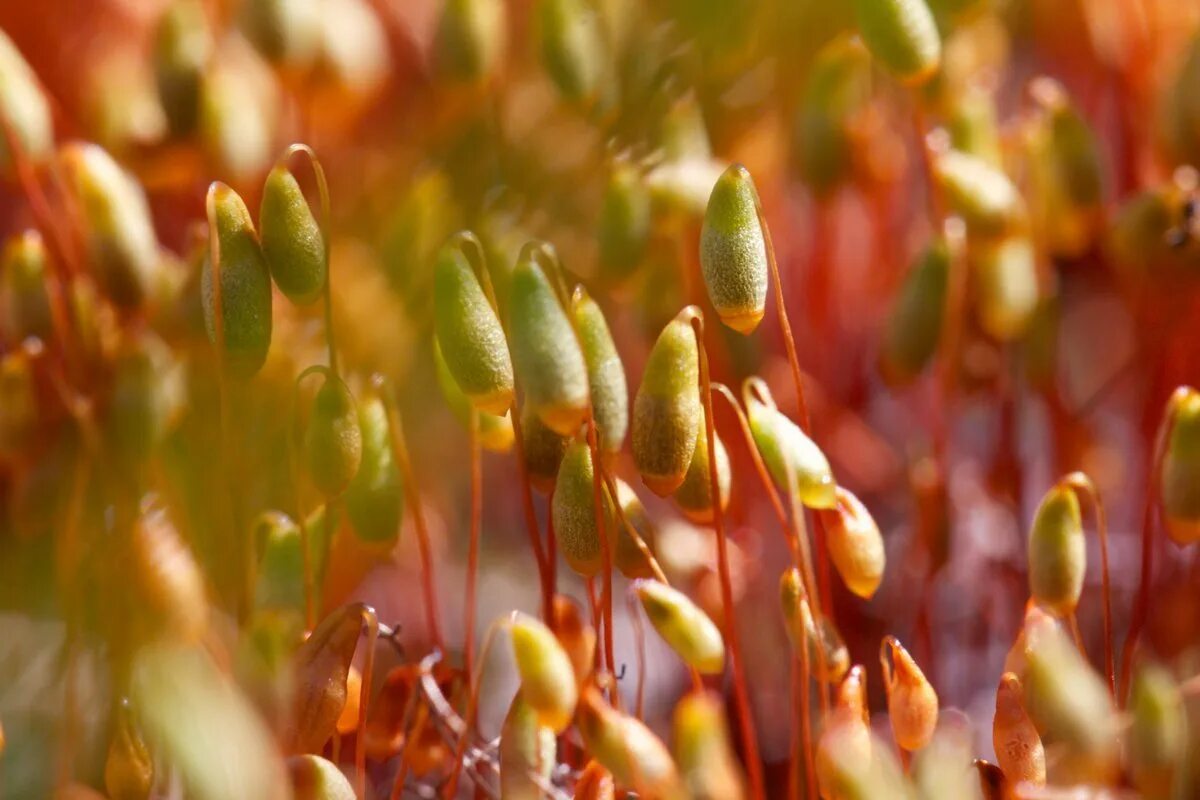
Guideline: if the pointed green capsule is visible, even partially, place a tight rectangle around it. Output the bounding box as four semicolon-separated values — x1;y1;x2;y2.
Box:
699;165;769;335
520;402;567;492
287;754;354;800
499;691;556;800
746;382;836;509
934;150;1026;240
304;370;363;499
880;238;948;385
673;413;731;525
106;331;186;466
573;290;627;454
61;142;161;311
597;163;651;284
673;692;747;800
1129;663;1186;799
201;182;274;378
0;29;53;173
432;243;513;416
551;441;605;576
633;579;725;675
537;0;603;104
853;0;941;86
433;338;513;453
973;235;1039;342
344;391;403;544
434;0;507;85
153;0;210;137
509;612;578;734
1162;388;1200;546
508;250;589;436
1027;483;1084;615
577;685;684;798
796;37;872;198
632;309;701;496
260;165;326;305
1;230;53;343
947;85;1002;167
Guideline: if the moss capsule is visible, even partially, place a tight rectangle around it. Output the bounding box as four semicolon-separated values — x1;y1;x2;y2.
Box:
880;239;948;385
520;402;568;492
0;29;53;172
672;413;731;525
610;478;660;579
499;691;556;800
128;498;208;646
303;370;363;499
433;338;514;453
344;390;403;544
573;290;628;454
598;163;651;284
973;235;1039;342
577;684;683;799
105;331;186;466
882;636;938;752
240;0;320;67
779;569;849;682
509;613;578;734
796;36;871;198
153;0;210;137
992;672;1045;787
287;754;355;800
934;150;1025;240
699;164;769;335
1;230;53;343
551;441;605;577
1129;663;1187;799
853;0;941;86
288;604;363;753
816;666;873;800
673;691;746;800
551;595;596;686
1161;388;1200;545
434;0;506;85
537;0;603;104
1027;482;1084;615
632;309;701;496
634;579;725;675
746;381;836;508
260;164;326;305
818;487;885;599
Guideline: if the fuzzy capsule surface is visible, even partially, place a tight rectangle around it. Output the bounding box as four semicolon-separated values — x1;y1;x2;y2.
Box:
433;338;514;453
747;391;836;508
880;239;948;385
818;486;885;599
1;230;53;342
509;613;578;733
344;391;402;543
499;691;556;800
672;413;731;524
699;165;769;335
632;310;700;496
551;440;606;576
287;754;355;800
260;164;326;304
304;372;363;499
598;163;651;283
0;30;53;171
634;579;725;674
883;637;938;751
520;401;568;491
852;0;941;85
201;182;274;378
610;478;659;579
934;150;1025;240
1027;483;1084;615
508;253;589;435
574;291;628;453
433;244;514;415
992;672;1045;787
1161;388;1200;545
673;691;746;800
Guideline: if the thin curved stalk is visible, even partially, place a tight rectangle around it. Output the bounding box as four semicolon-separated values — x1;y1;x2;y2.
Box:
1060;471;1114;698
689;310;765;800
584;413;618;698
465;408;483;679
626;592;647;719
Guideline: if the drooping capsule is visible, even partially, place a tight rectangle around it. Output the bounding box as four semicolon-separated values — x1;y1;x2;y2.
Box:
104;700;154;800
1;231;53;343
816;666;874;799
576;684;684;799
934;149;1026;240
153;0;211;137
796;36;872;198
609;478;660;579
972;235;1039;342
673;413;731;525
303;370;363;499
632;309;701;496
992;672;1045;788
105;331;186;467
1002;601;1060;679
260;164;326;305
499;691;556;800
253;511;308;617
201;182;274;378
520;402;568;491
433;242;514;416
127;498;209;646
947;84;1002;167
537;0;604;105
287;603;363;754
818;486;885;599
673;691;746;800
1129;663;1187;799
61;142;161;311
0;29;53;172
699;165;769;335
241;0;321;68
1161;387;1200;545
573;290;628;454
344;390;402;544
852;0;941;86
434;0;507;85
508;250;589;436
779;569;849;683
433;338;514;453
597;163;651;284
1027;482;1084;615
509;612;578;734
287;754;355;800
551;441;605;576
634;579;725;675
745;380;836;508
882;636;939;752
880;238;948;385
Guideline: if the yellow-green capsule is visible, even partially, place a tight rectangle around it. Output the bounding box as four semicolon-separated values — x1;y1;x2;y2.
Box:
0;29;53;172
796;36;871;198
287;754;354;800
911;718;978;800
198;60;275;181
634;579;725;675
972;235;1039;342
672;413;731;525
499;691;556;800
433;338;514;453
201;182;273;378
253;508;334;617
673;692;746;800
947;85;1002;167
105;330;186;466
1;230;53;343
632;309;701;496
240;0;321;68
573;290;628;454
153;0;210;137
303;370;363;499
1130;663;1186;799
699;165;769;335
577;685;683;799
1027;482;1084;615
1161;388;1200;545
537;0;603;104
852;0;941;86
779;569;849;683
433;242;514;416
597;163;651;284
934;150;1025;240
434;0;507;85
104;700;154;800
61;142;161;311
344;391;402;544
551;440;605;576
746;381;836;509
879;238;948;385
260;165;326;305
509;612;578;734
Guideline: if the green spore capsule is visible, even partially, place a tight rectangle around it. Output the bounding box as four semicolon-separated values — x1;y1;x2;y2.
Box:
344;391;403;544
509;612;578;734
508;249;589;436
287;754;355;800
746;381;836;509
879;238;948;385
672;411;731;525
634;579;725;675
538;0;603;104
0;29;53;173
106;331;186;466
433;338;515;453
610;478;659;580
240;0;321;68
499;691;556;800
1129;663;1187;799
853;0;941;86
1027;483;1084;616
551;441;605;576
1;230;54;343
61;142;161;311
253;511;306;617
597;163;651;284
153;0;210;137
973;235;1039;342
260;164;326;305
520;401;569;493
434;0;507;85
572;290;628;454
934;149;1026;240
796;37;872;198
699;164;769;335
432;242;514;416
303;370;363;499
632;308;701;496
947;84;1001;166
201;182;274;378
1161;388;1200;546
